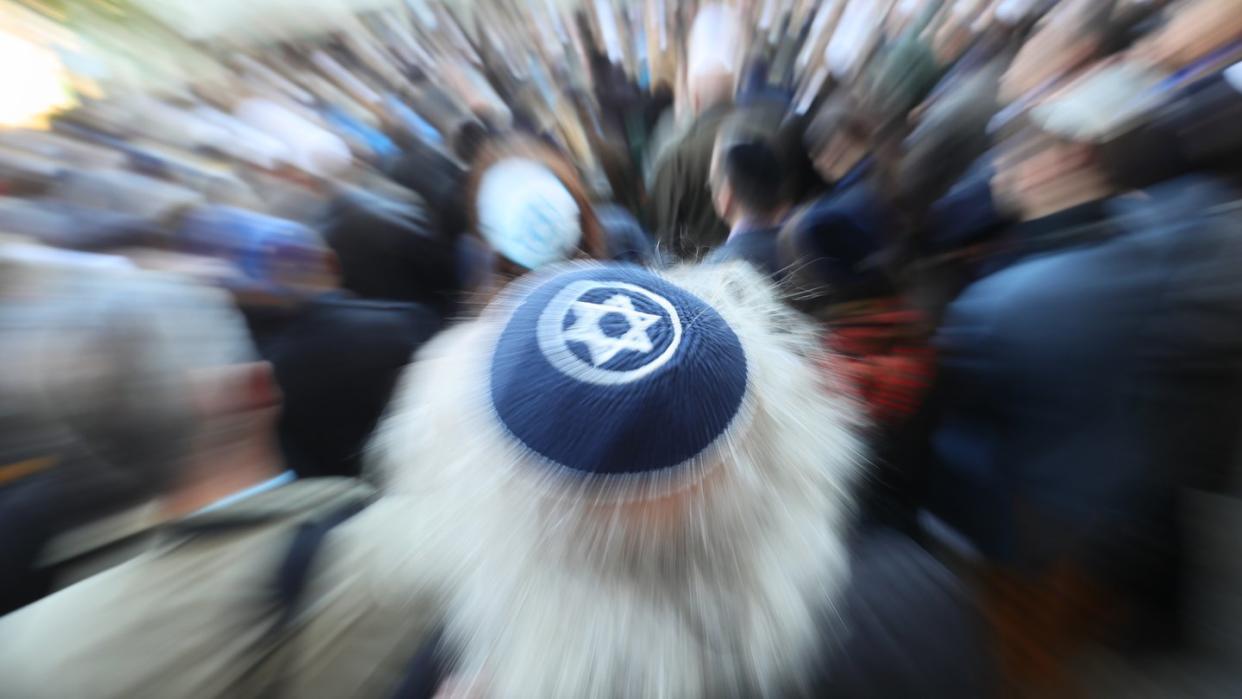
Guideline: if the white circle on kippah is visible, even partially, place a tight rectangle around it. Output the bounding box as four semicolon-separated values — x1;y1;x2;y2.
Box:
536;280;682;386
476;158;581;270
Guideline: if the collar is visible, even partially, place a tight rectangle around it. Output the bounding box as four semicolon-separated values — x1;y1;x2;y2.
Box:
194;470;296;515
728;218;784;243
1013;198;1113;244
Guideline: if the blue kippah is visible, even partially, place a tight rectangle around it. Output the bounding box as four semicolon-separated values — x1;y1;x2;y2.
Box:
489;265;749;479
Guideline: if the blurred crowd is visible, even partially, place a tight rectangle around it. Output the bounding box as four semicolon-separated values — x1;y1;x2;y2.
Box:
3;0;1242;696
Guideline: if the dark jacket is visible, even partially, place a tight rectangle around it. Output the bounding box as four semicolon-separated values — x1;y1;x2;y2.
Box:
320;189;460;315
779;176;893;306
928;178;1242;633
386;140;469;237
264;293;444;479
596;204;660;266
647;105;732;260
705;225;783;281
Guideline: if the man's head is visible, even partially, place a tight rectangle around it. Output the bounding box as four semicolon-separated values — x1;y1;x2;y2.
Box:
370;261;862;695
0;252;273;496
710;115;788;227
992;63;1155;219
175;204;340;305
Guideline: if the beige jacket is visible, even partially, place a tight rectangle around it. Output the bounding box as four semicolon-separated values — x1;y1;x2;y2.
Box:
0;479;434;699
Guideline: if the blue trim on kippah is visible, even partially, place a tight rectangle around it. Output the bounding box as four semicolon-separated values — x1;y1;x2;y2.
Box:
489;266;748;477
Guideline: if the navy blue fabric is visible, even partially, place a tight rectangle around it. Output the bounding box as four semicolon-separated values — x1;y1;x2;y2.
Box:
265;294;445;479
596;204;659;266
922;159;1009;254
928;177;1242;566
705;226;783;281
490;266;747;477
781;180;890;299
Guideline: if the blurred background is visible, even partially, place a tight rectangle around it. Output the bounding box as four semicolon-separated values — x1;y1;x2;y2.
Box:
2;0;1242;696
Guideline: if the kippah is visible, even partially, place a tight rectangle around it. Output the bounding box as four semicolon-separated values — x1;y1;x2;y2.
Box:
476;158;581;271
488;265;749;484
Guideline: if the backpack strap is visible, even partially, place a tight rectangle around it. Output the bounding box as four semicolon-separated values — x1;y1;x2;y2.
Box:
246;497;370;696
273;499;367;628
389;626;451;699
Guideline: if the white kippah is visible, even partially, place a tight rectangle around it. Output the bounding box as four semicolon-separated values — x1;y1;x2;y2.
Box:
476;158;582;271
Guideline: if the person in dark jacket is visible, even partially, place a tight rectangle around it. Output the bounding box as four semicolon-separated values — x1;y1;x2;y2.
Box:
776;97;895;311
319;186;461;316
264;294;443;479
594;204;660;267
385;135;469;238
704;114;792;281
927;66;1242;692
175;203;449;480
368;261;993;698
645;4;743;260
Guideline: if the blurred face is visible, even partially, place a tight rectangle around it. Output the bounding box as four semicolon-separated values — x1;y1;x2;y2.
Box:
992;131;1095;218
1000;8;1102;103
812;132;867;184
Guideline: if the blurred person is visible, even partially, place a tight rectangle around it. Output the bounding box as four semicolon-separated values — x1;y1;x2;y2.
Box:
1131;0;1242;74
368;261;993;697
704;112;793;281
173;202;448;481
1;260;993;698
0;249;154;614
0;128;128;171
998;0;1120;103
646;3;743;260
926;66;1242;693
1100;57;1242;188
802;95;876;189
232;90;354;180
862;4;944;126
319;185;461;314
593;203;660;267
0;262;374;698
261;289;444;480
51;167;206;225
385;127;471;237
0;198;167;253
777;97;895;312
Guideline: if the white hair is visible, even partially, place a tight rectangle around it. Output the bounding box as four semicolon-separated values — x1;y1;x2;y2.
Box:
0;251;257;488
369;262;865;697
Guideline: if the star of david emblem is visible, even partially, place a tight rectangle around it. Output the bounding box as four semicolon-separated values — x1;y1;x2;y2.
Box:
562;294;660;366
536;280;684;386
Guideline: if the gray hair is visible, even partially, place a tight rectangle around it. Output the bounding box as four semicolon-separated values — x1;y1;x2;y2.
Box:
0;249;257;491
